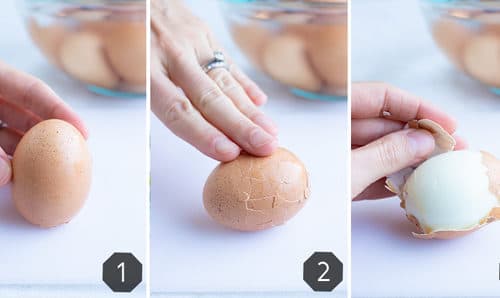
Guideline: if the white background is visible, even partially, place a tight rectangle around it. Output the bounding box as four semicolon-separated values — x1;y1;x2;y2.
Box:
0;0;147;296
352;0;500;297
150;1;348;297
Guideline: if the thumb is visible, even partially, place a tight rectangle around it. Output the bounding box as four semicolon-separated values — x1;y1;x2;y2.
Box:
0;147;12;186
351;129;435;198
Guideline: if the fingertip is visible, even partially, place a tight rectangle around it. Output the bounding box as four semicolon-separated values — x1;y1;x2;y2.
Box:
213;137;241;162
453;135;468;150
251;138;279;157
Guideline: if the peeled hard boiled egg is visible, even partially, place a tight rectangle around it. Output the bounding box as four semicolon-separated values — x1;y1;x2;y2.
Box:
59;31;119;89
12;119;92;228
203;147;310;231
386;120;500;239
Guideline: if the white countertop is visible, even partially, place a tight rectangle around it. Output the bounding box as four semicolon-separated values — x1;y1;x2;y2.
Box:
0;0;146;296
150;0;347;296
352;0;500;297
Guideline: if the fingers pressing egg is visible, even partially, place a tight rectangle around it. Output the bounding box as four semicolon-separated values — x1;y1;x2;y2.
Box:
12;119;92;228
203;147;310;231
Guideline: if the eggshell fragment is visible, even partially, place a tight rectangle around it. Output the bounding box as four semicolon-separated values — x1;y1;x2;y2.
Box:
28;20;68;66
60;31;119;88
463;33;500;87
203;147;310;231
12;119;92;228
431;19;473;69
262;34;322;92
102;22;146;85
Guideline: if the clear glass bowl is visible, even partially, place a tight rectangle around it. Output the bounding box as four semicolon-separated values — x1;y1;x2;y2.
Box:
221;0;347;101
20;0;146;97
420;0;500;95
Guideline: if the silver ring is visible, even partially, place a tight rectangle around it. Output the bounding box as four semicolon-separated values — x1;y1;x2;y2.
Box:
0;120;7;129
202;51;228;73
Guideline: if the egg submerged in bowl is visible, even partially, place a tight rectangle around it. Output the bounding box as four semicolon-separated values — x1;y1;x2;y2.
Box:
420;0;500;95
386;120;500;239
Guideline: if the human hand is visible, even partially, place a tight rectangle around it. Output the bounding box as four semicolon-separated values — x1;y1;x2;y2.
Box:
0;61;88;186
150;0;278;162
351;82;467;200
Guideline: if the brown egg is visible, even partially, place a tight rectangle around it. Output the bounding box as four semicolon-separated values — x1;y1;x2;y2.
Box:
230;23;272;69
28;20;68;67
463;33;500;87
101;21;146;85
293;24;348;95
12;119;92;228
432;18;473;69
60;31;119;89
262;34;322;91
203;148;310;231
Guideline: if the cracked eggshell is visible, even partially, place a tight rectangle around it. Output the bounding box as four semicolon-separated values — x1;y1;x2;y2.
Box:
203;147;310;231
262;34;322;92
59;31;119;89
28;20;68;67
432;18;473;69
230;23;272;69
12;119;92;228
463;33;500;87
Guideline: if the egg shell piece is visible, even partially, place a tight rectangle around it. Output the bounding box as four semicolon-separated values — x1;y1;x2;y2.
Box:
403;150;499;235
12;119;92;228
463;33;500;87
59;31;119;89
203;147;310;231
262;34;322;92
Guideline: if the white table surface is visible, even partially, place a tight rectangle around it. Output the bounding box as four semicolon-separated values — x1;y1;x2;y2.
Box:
352;0;500;297
151;1;348;296
0;0;147;296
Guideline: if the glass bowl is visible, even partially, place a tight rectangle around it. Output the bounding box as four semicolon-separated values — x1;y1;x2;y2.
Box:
20;0;146;97
420;0;500;95
221;0;347;101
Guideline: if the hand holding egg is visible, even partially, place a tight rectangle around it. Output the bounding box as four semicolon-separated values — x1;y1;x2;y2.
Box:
350;82;466;200
0;61;87;185
150;0;278;162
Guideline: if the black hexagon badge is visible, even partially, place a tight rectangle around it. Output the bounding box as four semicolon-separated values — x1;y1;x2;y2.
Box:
103;252;142;292
303;252;343;292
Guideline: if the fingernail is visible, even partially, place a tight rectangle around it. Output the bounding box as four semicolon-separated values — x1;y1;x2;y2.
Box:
249;88;267;104
215;138;239;155
407;130;435;158
250;128;275;148
254;115;278;136
0;157;12;185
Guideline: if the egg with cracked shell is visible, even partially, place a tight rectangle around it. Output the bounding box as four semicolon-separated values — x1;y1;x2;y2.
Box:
203;147;310;231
